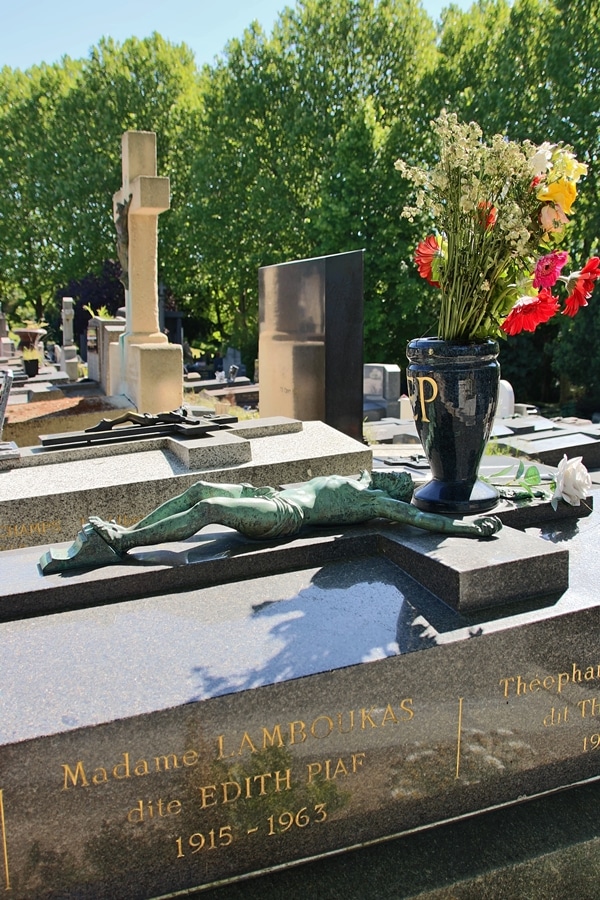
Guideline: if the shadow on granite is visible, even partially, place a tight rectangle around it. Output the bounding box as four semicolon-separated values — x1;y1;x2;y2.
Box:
195;778;600;900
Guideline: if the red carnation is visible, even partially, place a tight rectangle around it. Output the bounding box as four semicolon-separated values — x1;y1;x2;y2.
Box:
501;289;560;336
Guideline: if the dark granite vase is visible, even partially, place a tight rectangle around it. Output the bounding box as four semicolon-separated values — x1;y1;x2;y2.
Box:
406;338;500;514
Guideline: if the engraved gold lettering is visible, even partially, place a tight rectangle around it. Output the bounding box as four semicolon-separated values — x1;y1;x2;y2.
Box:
199;769;293;808
543;706;569;726
332;759;348;778
310;715;333;739
380;704;399;726
262;725;284;749
306;753;367;783
127;798;182;822
289;721;307;744
113;753;131;779
222;781;242;804
154;754;180;772
558;672;570;692
578;698;600;718
92;767;109;785
62;761;89;789
498;666;600;698
238;732;258;754
134;758;150;776
182;749;199;767
352;752;366;772
216;701;414;759
274;768;292;792
400;698;414;719
306;761;322;784
252;773;271;795
217;734;235;760
198;785;217;809
336;710;355;733
360;707;377;729
0;789;11;892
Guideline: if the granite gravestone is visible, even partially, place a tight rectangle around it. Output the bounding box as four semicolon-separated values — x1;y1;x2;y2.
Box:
0;489;598;899
363;363;401;421
258;250;364;442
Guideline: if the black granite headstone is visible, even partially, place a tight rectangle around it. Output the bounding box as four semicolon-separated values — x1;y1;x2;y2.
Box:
258;250;364;442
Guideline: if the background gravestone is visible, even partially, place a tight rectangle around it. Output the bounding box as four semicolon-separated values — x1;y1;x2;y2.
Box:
258;250;364;442
363;363;401;421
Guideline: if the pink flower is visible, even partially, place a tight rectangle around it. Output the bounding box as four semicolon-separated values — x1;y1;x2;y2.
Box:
540;204;569;232
501;289;560;336
533;251;569;289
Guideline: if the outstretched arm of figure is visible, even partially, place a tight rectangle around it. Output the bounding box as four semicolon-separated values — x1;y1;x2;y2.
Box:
372;496;502;537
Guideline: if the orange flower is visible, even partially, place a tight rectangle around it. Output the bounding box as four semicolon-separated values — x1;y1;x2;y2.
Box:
477;201;497;229
414;235;441;287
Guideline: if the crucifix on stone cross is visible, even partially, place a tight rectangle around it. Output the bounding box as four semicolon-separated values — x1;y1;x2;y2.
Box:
109;131;183;412
113;131;171;347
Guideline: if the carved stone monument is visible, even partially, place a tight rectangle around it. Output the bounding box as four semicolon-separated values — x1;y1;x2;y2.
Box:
258;250;364;441
55;297;79;382
109;131;182;412
0;303;15;358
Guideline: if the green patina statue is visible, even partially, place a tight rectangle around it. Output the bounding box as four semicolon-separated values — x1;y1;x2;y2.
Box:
39;471;502;575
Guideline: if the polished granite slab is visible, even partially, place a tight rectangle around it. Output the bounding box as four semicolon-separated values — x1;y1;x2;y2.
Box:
0;500;598;898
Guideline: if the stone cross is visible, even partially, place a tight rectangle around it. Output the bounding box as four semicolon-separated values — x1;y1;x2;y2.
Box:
109;131;183;413
61;297;75;347
112;131;170;346
59;297;79;382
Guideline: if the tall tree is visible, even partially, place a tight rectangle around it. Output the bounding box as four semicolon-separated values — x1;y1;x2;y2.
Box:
0;60;80;323
189;0;437;363
0;35;201;330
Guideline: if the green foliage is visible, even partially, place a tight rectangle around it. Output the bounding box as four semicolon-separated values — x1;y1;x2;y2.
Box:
0;0;598;388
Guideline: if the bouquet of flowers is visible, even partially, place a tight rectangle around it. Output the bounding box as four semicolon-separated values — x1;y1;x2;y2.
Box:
395;112;599;342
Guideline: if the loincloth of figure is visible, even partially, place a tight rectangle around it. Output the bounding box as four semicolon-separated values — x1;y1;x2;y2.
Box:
240;489;306;539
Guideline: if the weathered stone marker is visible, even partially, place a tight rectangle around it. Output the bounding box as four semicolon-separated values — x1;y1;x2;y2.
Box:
56;297;79;382
110;131;182;412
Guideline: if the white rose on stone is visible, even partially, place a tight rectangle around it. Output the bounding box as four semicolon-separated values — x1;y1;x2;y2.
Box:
551;455;592;509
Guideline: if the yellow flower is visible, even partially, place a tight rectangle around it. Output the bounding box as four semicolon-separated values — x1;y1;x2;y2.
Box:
536;178;577;215
551;149;587;183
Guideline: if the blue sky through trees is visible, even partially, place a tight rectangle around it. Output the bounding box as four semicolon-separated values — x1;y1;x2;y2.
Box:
1;0;471;71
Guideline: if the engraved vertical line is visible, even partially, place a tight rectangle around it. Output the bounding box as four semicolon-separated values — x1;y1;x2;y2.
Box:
455;697;464;780
0;789;10;890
